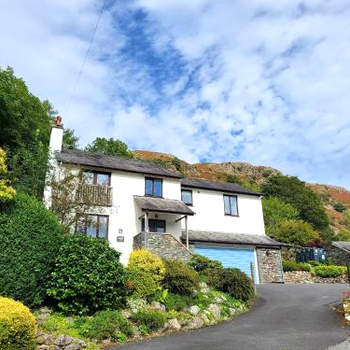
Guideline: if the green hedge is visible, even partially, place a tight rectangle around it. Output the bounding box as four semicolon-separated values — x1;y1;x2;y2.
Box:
162;259;199;296
208;268;254;302
314;265;347;278
0;192;63;307
282;260;311;272
47;235;127;315
188;254;223;273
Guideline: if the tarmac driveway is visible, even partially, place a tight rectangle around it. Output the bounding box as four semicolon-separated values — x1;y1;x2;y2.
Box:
109;284;350;350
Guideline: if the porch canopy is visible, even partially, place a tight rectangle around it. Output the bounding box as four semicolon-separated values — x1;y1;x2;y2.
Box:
181;230;285;248
134;195;195;216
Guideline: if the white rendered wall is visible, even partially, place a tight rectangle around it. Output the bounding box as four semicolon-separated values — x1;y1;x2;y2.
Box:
184;188;265;236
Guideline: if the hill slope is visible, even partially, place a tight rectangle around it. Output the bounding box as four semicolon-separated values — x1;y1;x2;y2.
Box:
133;150;350;233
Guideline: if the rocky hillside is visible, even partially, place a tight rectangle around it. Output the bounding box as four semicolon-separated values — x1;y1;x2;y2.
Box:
133;150;350;232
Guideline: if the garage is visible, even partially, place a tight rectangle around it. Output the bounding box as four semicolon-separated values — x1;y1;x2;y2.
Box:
195;245;259;283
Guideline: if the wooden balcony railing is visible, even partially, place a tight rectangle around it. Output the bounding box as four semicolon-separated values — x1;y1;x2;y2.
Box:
76;184;112;207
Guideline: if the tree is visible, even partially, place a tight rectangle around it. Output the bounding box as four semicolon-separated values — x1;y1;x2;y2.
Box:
62;128;79;149
262;197;299;234
336;229;350;242
85;137;133;158
48;167;102;234
270;220;319;246
0;148;16;202
261;174;329;230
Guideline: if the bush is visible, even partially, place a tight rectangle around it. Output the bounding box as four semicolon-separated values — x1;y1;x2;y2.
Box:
270;220;319;246
189;254;223;273
162;259;199;296
162;293;194;311
128;249;165;284
336;229;350;242
126;269;158;299
334;202;346;213
47;235;127;315
282;260;311;272
0;192;63;307
208;268;254;302
314;265;347;278
308;260;322;266
132;309;167;331
0;297;36;350
81;311;133;341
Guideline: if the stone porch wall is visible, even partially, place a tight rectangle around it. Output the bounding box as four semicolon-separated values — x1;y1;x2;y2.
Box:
134;232;192;262
326;246;350;266
256;248;284;283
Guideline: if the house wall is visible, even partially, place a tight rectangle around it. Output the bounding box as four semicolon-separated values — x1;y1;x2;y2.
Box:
183;188;265;236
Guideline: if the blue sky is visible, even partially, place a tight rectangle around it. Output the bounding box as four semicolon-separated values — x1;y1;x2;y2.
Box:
1;0;350;187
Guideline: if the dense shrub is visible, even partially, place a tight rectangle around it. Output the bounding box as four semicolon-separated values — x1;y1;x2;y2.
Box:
132;309;167;331
189;254;223;273
334;202;346;213
47;235;127;315
308;260;322;266
261;174;329;230
0;297;36;350
208;268;254;302
81;311;133;341
270;220;319;246
314;265;347;278
282;260;311;272
126;269;158;299
162;293;194;311
0;192;63;307
336;229;350;242
162;259;199;296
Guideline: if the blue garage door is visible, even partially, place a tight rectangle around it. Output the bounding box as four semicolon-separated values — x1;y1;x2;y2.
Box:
195;246;257;283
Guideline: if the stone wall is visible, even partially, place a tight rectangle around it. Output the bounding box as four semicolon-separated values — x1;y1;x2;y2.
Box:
134;232;192;262
256;248;284;283
284;271;348;284
326;246;350;266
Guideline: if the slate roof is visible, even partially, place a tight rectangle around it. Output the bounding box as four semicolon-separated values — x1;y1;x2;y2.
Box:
181;230;284;247
181;178;261;196
57;149;181;178
134;196;195;215
332;241;350;253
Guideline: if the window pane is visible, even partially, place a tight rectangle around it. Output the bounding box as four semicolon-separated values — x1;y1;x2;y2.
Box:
98;216;108;238
230;196;238;215
224;195;231;215
87;215;97;237
96;173;109;186
145;178;153;195
156;220;166;233
153;179;162;197
84;171;94;184
181;190;192;204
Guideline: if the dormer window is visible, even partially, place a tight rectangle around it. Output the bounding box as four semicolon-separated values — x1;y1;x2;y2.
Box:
84;171;111;186
145;177;162;197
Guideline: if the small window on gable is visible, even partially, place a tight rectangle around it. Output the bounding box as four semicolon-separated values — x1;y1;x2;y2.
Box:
75;214;109;239
145;177;163;197
181;189;193;205
223;194;238;216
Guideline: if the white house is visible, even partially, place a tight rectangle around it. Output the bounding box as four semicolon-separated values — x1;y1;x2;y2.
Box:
45;121;284;284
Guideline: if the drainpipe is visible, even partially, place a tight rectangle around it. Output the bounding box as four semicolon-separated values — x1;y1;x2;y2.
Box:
144;211;149;249
185;215;189;249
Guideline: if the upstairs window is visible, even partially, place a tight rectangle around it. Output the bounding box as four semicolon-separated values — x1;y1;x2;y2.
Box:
224;195;238;216
145;177;162;197
84;171;110;186
76;214;108;238
181;189;193;205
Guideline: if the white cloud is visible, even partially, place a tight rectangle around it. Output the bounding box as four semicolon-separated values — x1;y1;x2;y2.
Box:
1;0;350;187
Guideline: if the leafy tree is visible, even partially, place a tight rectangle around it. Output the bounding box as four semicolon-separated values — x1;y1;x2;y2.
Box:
48;167;102;234
261;174;329;230
0;148;16;202
333;202;346;213
335;229;350;242
85;137;133;158
269;220;319;246
262;197;299;234
62;128;79;149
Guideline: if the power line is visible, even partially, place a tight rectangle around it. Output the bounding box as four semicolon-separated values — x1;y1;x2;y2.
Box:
64;0;107;114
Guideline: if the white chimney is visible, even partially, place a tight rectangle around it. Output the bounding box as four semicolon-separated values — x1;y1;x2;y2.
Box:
49;116;63;152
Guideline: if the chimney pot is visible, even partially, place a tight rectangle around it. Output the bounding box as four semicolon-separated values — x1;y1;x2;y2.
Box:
55;116;62;127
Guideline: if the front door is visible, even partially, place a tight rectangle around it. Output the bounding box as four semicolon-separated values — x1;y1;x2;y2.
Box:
142;219;166;233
